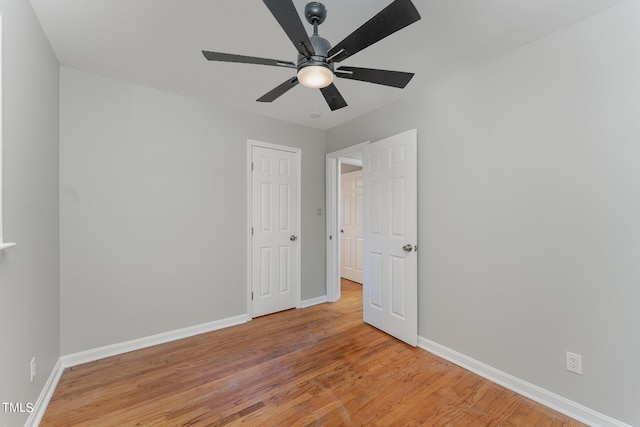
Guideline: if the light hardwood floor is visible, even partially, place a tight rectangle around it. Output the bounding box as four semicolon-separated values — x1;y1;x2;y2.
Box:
42;279;586;426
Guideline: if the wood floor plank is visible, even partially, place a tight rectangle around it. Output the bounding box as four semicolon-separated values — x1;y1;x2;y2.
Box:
41;280;587;426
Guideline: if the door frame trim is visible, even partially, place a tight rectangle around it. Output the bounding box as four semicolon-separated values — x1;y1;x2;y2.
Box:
325;141;369;303
247;139;302;318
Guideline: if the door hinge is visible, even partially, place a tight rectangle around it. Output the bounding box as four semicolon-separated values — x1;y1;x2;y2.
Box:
251;227;254;236
251;162;254;171
251;292;254;300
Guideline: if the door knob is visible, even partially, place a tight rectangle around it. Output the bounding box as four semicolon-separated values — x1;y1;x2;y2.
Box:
290;235;298;241
402;244;413;252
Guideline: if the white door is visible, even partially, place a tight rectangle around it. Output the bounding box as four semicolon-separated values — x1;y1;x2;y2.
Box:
251;145;300;317
341;170;363;283
362;129;418;346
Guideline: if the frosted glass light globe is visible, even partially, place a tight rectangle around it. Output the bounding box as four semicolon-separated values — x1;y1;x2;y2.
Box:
297;65;334;88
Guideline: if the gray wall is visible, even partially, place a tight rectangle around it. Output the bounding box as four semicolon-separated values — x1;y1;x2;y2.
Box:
327;2;639;425
0;1;60;426
60;67;326;355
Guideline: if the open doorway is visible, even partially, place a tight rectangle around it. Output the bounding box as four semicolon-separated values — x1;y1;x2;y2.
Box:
325;142;368;303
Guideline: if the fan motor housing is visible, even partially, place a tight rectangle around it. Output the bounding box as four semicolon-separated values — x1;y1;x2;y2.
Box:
297;34;333;72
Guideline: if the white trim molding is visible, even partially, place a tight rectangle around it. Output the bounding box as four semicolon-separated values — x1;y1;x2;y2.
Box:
0;15;15;261
301;295;327;308
0;242;16;260
61;314;249;368
418;337;632;427
25;320;630;427
24;359;64;427
27;314;249;425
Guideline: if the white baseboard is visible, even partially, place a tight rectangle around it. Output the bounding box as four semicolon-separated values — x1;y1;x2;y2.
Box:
24;358;64;427
25;314;249;426
301;295;327;308
418;337;632;427
61;313;250;368
29;319;629;427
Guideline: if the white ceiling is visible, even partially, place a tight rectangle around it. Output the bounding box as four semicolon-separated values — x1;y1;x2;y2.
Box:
30;0;626;130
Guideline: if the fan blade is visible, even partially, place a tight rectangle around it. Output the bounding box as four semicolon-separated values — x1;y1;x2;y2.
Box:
202;51;296;68
320;84;348;111
335;66;414;88
257;77;299;102
328;0;421;63
263;0;315;59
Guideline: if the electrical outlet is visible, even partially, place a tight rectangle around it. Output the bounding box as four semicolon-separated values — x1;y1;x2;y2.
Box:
566;351;582;374
30;357;36;382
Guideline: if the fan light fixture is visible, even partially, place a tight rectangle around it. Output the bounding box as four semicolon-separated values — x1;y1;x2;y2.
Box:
297;65;333;88
202;0;421;111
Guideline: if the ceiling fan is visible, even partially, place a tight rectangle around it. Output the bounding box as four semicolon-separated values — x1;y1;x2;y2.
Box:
202;0;421;111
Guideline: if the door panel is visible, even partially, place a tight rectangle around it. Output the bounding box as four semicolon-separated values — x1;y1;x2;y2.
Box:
369;252;383;308
355;175;364;274
390;255;406;318
251;145;299;317
363;130;417;346
279;184;290;229
260;247;271;297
